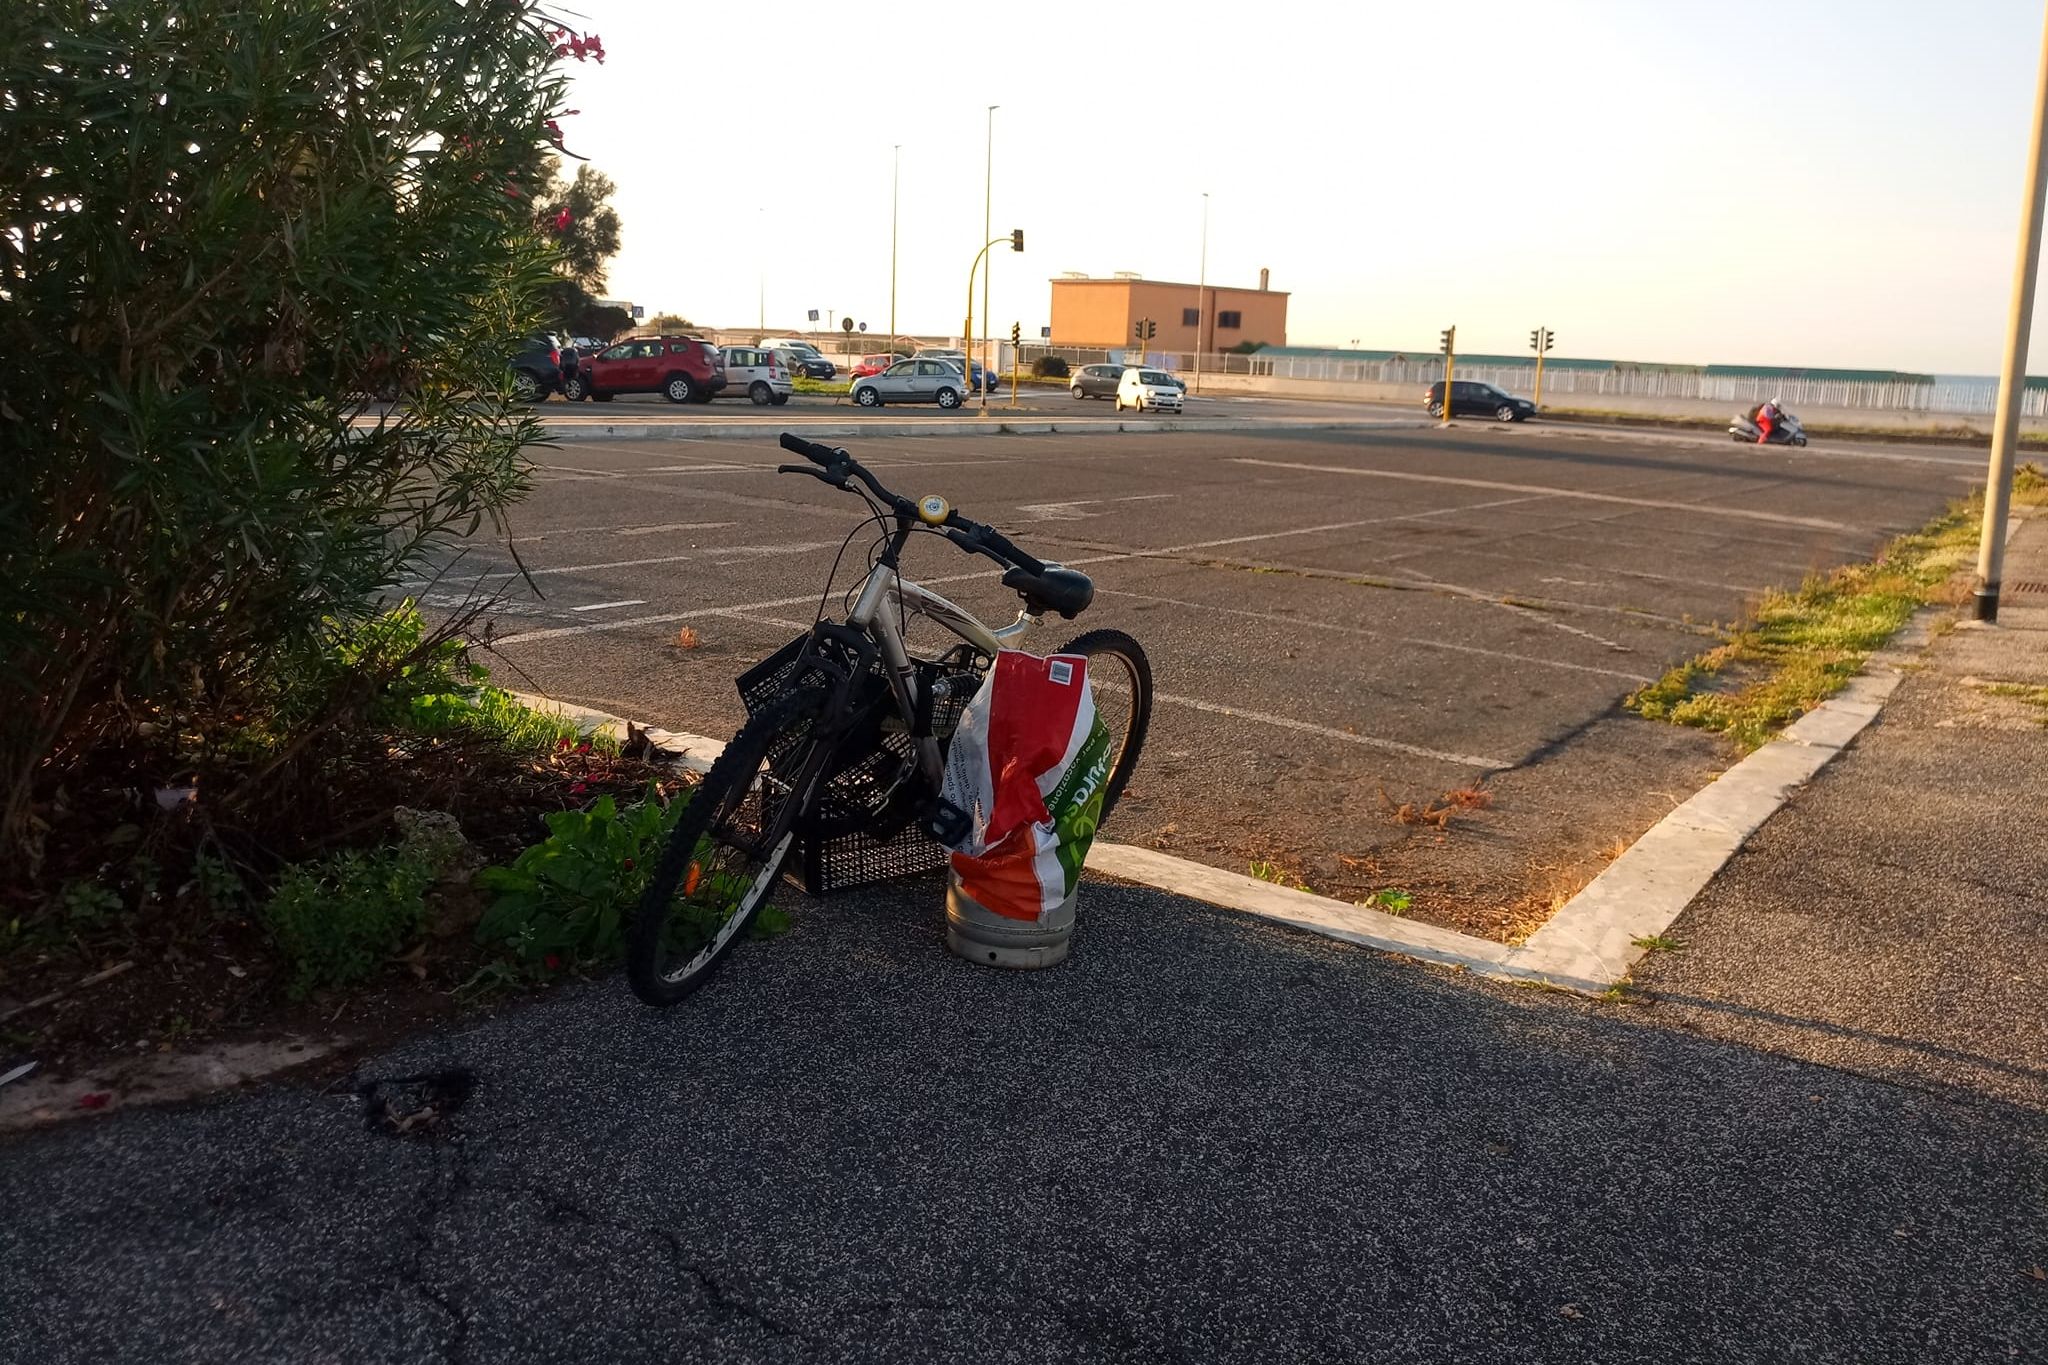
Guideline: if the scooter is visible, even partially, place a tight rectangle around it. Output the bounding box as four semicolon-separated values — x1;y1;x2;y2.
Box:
1729;410;1808;447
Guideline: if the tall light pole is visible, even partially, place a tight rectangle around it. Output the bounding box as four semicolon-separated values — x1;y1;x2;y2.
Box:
1975;0;2048;622
890;144;901;349
1192;191;1209;396
980;105;997;414
756;206;765;333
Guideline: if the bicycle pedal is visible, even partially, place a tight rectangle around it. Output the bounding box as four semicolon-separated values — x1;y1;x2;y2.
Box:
916;798;971;847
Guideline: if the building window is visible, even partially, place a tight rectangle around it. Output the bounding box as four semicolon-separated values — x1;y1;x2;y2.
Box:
1218;310;1242;329
1181;307;1200;327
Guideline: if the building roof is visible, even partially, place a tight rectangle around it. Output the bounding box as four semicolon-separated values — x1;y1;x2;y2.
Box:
1050;276;1289;296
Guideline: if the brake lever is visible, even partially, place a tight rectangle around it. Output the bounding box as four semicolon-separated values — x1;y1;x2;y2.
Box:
776;463;841;486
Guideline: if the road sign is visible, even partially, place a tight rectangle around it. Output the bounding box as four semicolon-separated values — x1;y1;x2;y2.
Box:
841;317;854;333
631;304;644;319
1040;326;1051;338
859;322;868;333
807;309;819;322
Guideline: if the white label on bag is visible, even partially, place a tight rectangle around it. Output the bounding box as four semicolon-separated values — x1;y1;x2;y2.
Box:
1048;660;1074;685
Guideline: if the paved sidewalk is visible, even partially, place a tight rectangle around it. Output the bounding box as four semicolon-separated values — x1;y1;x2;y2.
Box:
1634;510;2048;1108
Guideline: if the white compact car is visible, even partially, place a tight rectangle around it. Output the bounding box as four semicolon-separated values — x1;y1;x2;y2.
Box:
719;345;794;405
1115;367;1184;413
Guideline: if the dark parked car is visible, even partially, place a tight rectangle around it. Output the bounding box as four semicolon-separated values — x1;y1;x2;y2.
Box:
508;333;562;402
566;336;726;403
766;344;838;380
1069;363;1124;399
1425;379;1536;422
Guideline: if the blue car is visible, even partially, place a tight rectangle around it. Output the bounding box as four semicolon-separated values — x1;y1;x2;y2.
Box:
917;350;994;394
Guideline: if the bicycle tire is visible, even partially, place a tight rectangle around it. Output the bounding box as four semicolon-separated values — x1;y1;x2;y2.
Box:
625;687;826;1007
1053;628;1153;822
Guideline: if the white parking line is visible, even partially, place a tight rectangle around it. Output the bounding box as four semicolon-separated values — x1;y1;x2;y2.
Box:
571;599;647;612
1151;691;1510;770
1094;588;1657;683
1232;458;1853;531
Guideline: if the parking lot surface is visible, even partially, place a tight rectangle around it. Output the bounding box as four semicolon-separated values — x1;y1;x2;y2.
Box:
427;422;1975;937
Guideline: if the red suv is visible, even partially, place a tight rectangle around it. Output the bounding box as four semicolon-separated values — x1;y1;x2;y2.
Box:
565;336;726;404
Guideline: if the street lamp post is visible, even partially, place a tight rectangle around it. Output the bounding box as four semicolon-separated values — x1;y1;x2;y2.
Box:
890;145;901;350
1975;1;2048;622
980;105;997;414
1192;192;1209;396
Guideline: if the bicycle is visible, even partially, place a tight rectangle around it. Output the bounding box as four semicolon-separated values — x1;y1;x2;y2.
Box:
625;433;1154;1007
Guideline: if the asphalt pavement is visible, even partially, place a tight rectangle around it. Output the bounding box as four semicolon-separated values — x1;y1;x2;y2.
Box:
3;879;2043;1364
1633;510;2048;1110
428;419;1981;934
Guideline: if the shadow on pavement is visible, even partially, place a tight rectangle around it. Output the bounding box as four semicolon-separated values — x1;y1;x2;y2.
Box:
1;881;2043;1363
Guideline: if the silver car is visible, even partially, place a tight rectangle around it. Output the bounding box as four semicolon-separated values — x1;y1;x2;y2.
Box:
719;346;793;405
849;357;968;409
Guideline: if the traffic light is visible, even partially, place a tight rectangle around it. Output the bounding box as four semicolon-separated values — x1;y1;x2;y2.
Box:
1542;328;1556;354
1134;320;1145;345
1010;228;1024;252
1144;319;1158;340
1440;326;1456;355
1010;321;1021;347
1530;329;1541;352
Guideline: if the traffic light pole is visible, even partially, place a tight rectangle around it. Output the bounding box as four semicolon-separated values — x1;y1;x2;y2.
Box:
1532;327;1549;409
1440;326;1456;428
1009;323;1020;408
1975;2;2048;622
963;233;1021;416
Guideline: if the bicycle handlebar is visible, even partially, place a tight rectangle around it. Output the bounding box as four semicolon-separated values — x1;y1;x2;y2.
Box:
776;432;1046;575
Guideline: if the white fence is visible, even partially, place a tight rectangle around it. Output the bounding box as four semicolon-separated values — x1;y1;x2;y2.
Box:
1142;352;2021;417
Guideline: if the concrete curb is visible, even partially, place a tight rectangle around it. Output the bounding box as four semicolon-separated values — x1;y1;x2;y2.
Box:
500;604;1938;996
535;415;1429;443
0;1036;342;1133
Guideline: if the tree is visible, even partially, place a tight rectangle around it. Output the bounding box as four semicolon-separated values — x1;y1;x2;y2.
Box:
0;0;597;859
647;313;695;331
533;161;622;292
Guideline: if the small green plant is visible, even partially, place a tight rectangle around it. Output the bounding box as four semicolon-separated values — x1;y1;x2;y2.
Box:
191;853;251;915
476;787;680;970
1248;860;1314;893
261;847;437;999
1631;934;1685;952
1358;888;1413;916
59;880;124;928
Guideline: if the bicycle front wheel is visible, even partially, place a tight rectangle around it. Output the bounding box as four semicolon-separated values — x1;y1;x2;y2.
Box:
1054;628;1153;823
625;688;825;1007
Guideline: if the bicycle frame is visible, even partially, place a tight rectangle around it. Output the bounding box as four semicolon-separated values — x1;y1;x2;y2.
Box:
847;561;1036;787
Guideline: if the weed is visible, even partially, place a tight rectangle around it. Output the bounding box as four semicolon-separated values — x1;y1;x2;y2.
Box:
675;626;703;650
260;846;437;999
1247;859;1314;893
59;879;123;928
1631;934;1685;952
189;852;251;916
1626;494;1991;749
1357;888;1413;915
1444;787;1494;811
1981;681;2048;710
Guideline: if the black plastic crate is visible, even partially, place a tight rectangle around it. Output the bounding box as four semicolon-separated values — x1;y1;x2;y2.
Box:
789;822;950;896
737;632;984;896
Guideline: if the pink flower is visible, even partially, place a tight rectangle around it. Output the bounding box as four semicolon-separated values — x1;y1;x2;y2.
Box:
544;119;563;144
555;737;573;751
552;207;572;232
575;740;591;755
568;781;589;796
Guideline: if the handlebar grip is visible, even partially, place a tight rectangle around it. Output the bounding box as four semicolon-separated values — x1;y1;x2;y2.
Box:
778;432;839;467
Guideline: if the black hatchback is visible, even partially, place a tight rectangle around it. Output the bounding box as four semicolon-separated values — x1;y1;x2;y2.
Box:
1425;380;1536;422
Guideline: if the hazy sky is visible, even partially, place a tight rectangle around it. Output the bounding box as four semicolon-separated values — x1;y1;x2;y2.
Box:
560;0;2048;373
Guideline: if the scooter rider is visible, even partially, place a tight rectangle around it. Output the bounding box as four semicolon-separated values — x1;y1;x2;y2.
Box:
1753;396;1782;445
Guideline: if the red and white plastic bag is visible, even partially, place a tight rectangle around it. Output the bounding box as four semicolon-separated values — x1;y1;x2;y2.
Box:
938;650;1114;922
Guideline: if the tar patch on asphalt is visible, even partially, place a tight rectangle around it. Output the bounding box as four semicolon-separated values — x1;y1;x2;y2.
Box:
349;1067;477;1140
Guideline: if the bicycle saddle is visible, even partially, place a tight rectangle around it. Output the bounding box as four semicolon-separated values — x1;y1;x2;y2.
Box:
1001;564;1094;620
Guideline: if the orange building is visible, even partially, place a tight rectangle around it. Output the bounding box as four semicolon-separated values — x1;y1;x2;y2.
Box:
1048;270;1289;352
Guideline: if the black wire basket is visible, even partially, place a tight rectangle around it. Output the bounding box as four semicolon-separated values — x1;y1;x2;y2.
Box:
734;634;985;895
